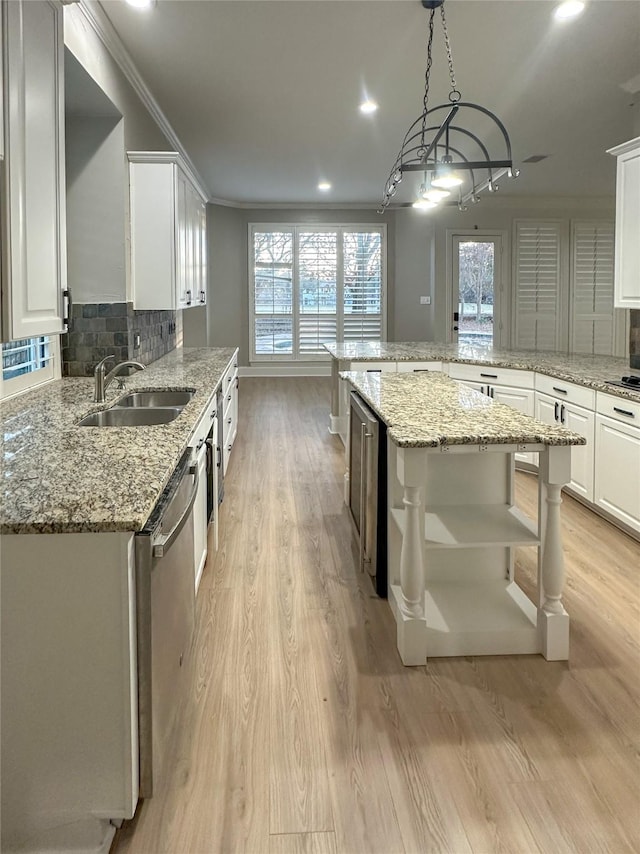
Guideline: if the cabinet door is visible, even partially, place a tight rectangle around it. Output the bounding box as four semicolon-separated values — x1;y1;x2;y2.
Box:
535;392;558;428
491;384;534;415
176;170;189;308
594;414;640;532
197;200;207;305
563;404;595;501
193;443;208;593
611;140;640;309
2;0;66;339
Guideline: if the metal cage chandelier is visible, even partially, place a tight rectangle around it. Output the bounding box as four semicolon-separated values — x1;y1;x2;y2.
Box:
379;0;518;213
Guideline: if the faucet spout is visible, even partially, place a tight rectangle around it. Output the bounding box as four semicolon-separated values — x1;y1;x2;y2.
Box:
94;358;145;403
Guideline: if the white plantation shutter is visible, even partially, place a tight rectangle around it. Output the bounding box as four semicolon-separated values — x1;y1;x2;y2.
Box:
571;221;616;355
343;232;382;342
514;222;562;351
298;232;338;355
250;225;386;360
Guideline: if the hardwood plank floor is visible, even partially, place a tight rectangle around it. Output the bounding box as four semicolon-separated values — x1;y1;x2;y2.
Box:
114;377;640;854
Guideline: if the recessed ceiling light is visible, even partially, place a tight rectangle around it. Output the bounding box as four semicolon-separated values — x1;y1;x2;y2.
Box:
554;1;585;20
359;99;378;115
125;0;156;10
318;181;332;192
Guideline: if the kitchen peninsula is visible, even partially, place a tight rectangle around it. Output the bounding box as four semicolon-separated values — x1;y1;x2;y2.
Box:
1;347;238;854
343;369;584;666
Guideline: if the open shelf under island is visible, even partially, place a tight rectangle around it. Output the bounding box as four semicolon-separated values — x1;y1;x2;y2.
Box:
342;369;586;666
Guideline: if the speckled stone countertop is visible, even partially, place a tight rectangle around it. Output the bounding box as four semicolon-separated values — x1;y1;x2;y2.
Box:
1;347;237;534
325;342;640;403
343;370;586;449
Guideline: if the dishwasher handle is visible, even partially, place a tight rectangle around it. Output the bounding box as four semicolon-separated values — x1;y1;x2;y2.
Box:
152;465;199;558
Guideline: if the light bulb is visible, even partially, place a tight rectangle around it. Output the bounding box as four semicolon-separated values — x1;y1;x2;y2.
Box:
318;181;331;192
359;99;379;115
125;0;156;9
423;187;451;202
431;155;464;189
412;199;437;211
554;1;585;20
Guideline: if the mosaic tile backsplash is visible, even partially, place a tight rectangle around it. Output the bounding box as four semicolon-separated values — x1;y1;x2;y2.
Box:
62;302;178;377
630;309;640;370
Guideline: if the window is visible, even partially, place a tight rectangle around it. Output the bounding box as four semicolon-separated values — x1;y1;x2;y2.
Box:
250;225;386;360
1;336;57;399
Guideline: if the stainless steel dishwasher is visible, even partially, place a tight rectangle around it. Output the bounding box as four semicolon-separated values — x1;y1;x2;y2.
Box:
135;450;198;797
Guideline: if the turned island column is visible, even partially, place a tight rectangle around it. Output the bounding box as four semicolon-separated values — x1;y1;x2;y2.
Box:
538;444;572;660
389;446;429;665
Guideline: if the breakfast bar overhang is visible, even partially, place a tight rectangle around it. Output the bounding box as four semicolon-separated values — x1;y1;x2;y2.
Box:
342;370;585;666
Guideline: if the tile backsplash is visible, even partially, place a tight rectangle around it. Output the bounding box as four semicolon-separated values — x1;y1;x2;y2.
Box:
630;309;640;370
62;302;177;377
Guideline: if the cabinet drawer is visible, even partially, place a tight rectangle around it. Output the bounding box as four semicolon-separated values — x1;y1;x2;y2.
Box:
535;374;595;410
448;363;534;389
349;360;396;373
396;361;443;373
190;396;215;452
221;360;238;395
596;391;640;425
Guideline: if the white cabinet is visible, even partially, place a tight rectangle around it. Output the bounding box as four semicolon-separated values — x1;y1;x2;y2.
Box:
222;354;239;474
607;137;640;309
594;392;640;534
128;152;207;311
1;0;67;340
396;361;443;373
1;532;138;852
535;394;594;502
449;365;535;463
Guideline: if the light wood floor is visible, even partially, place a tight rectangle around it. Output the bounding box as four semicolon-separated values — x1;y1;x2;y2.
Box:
114;377;640;854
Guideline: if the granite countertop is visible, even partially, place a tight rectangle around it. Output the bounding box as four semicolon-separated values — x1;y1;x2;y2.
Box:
325;342;640;403
343;370;586;449
1;347;237;534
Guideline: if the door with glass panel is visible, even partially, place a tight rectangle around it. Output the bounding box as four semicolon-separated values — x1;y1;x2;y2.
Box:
451;236;502;347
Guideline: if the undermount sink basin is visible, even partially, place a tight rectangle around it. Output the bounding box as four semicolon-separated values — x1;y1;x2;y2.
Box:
113;390;195;408
78;407;183;427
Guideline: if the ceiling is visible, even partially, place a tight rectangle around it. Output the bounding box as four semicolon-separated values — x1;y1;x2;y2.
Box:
97;0;640;207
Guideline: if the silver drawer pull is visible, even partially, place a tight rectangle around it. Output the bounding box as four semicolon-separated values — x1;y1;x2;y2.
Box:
613;407;635;418
552;386;568;395
480;372;498;379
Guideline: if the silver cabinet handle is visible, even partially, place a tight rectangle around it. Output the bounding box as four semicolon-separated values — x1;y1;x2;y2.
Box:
613;406;635;418
152;467;199;558
359;422;374;573
554;401;559;421
560;404;566;424
552;386;568;395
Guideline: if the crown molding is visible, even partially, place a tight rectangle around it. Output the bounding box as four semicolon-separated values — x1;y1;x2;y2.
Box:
75;0;210;201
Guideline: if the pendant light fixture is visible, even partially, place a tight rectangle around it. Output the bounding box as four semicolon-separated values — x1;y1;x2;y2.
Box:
379;0;518;213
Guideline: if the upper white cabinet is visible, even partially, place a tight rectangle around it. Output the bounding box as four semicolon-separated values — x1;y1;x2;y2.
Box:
128;152;207;311
607;137;640;310
1;0;67;340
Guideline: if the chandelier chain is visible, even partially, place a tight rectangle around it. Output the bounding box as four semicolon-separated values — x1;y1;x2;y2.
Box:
440;2;460;99
420;7;436;145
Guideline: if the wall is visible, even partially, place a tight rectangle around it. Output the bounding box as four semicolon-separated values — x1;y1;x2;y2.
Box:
206;206;395;366
206;197;626;366
63;6;170;153
66;116;127;303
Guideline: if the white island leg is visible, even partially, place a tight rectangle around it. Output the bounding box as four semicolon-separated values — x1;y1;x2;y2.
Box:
389;448;428;665
538;445;571;660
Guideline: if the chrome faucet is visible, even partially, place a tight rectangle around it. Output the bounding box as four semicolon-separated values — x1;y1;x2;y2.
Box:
94;355;145;403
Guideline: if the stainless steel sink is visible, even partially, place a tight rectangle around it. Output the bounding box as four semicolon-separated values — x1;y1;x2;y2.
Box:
78;407;183;427
113;390;195;408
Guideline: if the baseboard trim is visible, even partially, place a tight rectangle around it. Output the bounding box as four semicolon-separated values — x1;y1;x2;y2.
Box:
240;364;331;378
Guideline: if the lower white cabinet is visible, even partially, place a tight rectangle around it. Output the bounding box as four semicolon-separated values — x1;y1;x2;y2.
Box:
396;361;443;373
1;532;138;853
221;354;239;475
594;393;640;534
535;392;595;501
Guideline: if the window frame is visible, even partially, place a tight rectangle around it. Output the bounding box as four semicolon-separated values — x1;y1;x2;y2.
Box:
0;335;60;401
248;223;387;362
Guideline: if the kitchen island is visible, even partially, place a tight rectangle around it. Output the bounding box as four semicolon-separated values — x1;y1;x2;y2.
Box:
343;369;585;666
